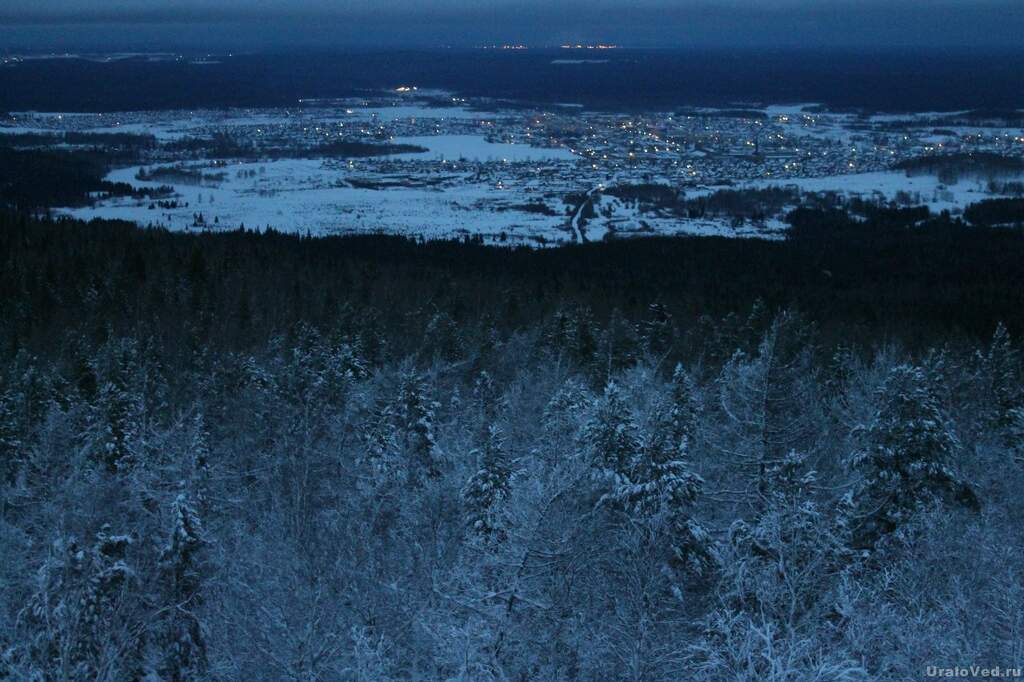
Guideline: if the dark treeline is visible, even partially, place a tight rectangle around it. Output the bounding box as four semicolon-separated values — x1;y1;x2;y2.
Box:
4;210;1024;360
2;210;1024;679
964;198;1024;227
0;144;168;211
894;152;1024;181
164;136;431;162
0;131;157;150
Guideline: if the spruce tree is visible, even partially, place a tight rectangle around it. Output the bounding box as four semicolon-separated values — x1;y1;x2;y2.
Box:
22;537;90;678
398;370;442;481
603;392;711;575
362;400;399;477
542;378;592;433
637;302;675;356
668;363;702;453
1008;407;1024;465
983;323;1020;434
584;381;640;478
154;494;208;681
0;388;23;484
850;364;979;548
188;412;213;514
462;425;513;543
23;528;138;679
93;344;144;475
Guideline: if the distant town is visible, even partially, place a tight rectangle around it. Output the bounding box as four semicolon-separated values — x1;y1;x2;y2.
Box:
3;87;1022;243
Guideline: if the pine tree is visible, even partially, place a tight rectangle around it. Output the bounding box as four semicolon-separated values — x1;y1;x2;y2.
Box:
140;336;172;421
462;425;513;543
600;308;640;374
544;305;598;367
79;527;138;675
850;364;979;549
12;351;54;425
329;340;370;382
70;344;99;402
422;311;464;362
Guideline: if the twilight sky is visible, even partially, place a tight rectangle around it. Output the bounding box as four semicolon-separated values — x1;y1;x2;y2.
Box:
1;0;1021;50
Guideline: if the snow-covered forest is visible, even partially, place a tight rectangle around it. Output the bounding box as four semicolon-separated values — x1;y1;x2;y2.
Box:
2;213;1024;680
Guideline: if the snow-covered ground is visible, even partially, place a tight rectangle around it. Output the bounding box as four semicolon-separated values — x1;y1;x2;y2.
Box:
65;158;579;244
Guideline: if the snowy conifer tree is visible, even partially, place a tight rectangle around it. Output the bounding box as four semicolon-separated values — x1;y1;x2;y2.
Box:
472;370;502;423
422;311;465;362
668;363;702;453
361;400;399;477
1008;407;1024;465
0;388;23;484
22;528;138;679
461;425;513;543
153;494;208;681
93;345;145;475
602;388;712;575
188;412;213;514
544;305;599;366
542;377;592;434
982;323;1021;434
584;381;640;478
21;537;90;678
850;364;979;548
637;302;675;356
600;308;641;374
398;370;442;480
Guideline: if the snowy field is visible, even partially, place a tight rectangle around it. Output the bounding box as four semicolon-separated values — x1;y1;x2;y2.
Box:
66;156;580;243
740;170;998;215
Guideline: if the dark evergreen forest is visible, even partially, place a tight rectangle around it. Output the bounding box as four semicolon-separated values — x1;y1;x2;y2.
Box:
2;209;1024;680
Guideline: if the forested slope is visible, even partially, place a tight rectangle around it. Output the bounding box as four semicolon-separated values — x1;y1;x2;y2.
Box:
1;211;1023;680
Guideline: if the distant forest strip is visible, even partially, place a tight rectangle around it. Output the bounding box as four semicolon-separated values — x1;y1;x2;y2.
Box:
3;209;1024;364
963;198;1024;227
2;50;1024;111
894;152;1024;177
0;147;172;210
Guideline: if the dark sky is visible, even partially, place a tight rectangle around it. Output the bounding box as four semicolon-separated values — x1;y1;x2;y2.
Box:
1;0;1022;51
